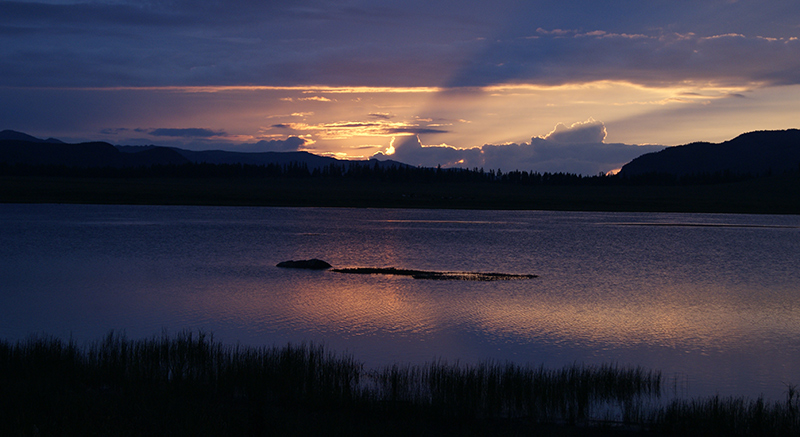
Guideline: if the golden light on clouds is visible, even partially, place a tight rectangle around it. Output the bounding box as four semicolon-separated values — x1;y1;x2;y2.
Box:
274;120;423;140
5;0;800;175
384;138;396;155
11;80;800;171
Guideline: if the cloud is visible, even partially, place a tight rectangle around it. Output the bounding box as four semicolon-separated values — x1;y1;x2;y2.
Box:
3;1;800;88
180;137;311;153
375;135;480;167
298;96;333;102
99;127;131;135
542;118;607;144
374;120;664;175
384;127;449;135
445;30;800;88
270;120;447;139
235;136;307;152
149;128;226;138
3;0;799;169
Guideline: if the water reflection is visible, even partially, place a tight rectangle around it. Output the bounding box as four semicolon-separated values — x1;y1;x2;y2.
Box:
1;204;799;401
470;283;800;352
166;267;800;400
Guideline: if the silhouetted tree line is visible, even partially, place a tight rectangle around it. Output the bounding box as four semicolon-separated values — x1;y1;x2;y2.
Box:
1;160;795;186
616;169;781;186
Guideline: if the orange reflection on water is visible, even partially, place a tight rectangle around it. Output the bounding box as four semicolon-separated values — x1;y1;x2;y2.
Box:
185;271;799;357
469;284;798;352
186;273;448;339
283;277;442;336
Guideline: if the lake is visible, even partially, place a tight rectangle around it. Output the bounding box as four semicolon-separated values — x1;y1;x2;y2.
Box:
1;203;798;401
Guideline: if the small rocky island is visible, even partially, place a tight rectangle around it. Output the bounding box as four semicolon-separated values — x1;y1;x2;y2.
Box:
277;259;537;281
276;259;332;270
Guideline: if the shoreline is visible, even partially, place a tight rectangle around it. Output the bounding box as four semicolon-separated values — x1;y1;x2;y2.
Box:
2;174;799;214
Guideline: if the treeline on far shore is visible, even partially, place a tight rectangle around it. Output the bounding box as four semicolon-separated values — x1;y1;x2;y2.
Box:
0;159;785;186
1;161;799;214
1;331;798;436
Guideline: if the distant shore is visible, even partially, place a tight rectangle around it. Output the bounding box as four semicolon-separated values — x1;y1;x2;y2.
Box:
2;174;799;214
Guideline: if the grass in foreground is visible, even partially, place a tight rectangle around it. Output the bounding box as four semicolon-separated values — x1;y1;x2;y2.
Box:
0;331;797;436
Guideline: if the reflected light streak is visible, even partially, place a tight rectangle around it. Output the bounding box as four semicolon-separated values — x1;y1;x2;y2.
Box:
190;273;800;359
192;284;446;341
471;289;800;353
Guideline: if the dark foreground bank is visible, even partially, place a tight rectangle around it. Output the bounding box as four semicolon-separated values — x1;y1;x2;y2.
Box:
2;173;799;214
1;332;797;436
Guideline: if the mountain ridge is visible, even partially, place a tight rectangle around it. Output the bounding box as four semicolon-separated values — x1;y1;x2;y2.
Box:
619;129;800;177
0;137;188;168
0;129;64;144
1;131;411;170
3;129;800;176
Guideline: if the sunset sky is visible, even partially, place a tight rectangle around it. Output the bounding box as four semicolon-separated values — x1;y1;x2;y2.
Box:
2;0;799;174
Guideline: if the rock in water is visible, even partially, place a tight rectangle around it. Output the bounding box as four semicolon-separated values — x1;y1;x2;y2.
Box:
330;267;537;281
276;259;332;270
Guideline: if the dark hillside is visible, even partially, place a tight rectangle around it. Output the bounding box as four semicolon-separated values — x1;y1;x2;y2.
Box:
2;129;799;213
0;130;44;142
0;129;63;144
175;149;340;169
0;133;405;174
121;147;190;167
0;139;189;168
619;129;800;177
0;140;124;167
117;145;412;170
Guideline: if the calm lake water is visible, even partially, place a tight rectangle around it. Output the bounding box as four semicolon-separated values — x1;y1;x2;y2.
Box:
1;204;799;401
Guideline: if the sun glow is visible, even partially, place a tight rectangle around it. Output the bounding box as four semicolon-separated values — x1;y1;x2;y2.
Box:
384;138;396;155
8;80;800;172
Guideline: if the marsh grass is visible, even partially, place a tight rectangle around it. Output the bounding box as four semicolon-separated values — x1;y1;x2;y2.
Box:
366;360;661;425
650;390;800;436
0;331;797;435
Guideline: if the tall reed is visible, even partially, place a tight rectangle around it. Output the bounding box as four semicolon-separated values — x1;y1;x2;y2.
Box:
1;331;798;435
651;391;800;436
367;360;662;423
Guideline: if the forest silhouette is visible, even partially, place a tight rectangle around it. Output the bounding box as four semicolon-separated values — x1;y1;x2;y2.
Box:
1;129;799;213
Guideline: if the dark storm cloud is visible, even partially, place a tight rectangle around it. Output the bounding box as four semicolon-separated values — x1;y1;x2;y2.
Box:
445;30;800;87
99;128;131;135
375;120;663;175
3;0;800;88
384;127;449;135
236;136;307;153
99;127;151;136
113;133;308;153
149;128;226;138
